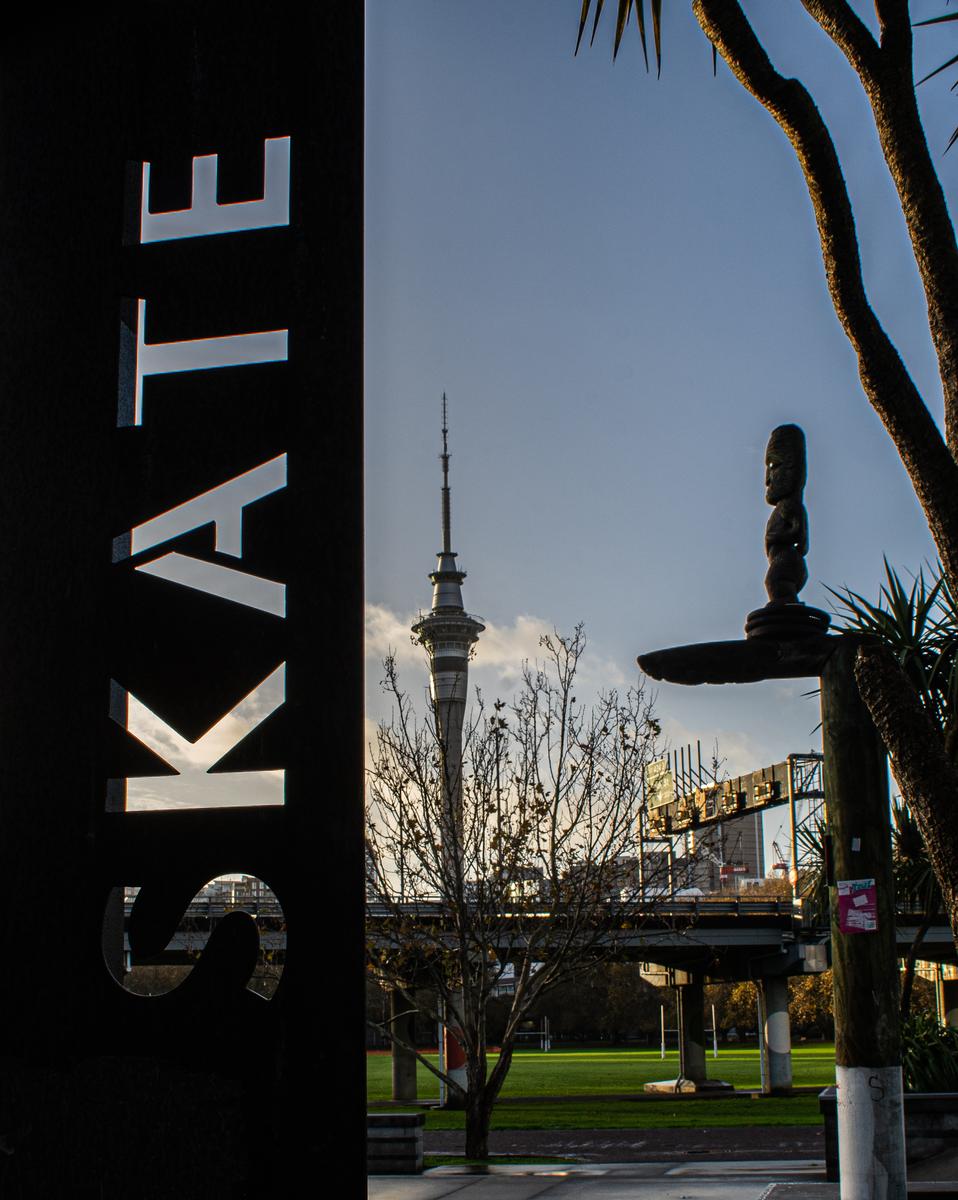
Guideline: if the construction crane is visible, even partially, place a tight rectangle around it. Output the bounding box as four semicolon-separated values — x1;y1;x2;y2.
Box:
771;839;789;874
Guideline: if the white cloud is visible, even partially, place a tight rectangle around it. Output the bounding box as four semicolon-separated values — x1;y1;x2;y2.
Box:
657;717;769;782
476;615;630;698
471;613;550;690
364;603;425;667
125;665;285;811
126;771;283;811
365;604;629;699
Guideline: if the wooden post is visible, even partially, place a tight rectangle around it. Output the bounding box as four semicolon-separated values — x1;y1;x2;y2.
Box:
821;637;905;1199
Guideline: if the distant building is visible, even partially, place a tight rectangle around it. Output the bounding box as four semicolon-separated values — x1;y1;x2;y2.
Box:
197;875;276;904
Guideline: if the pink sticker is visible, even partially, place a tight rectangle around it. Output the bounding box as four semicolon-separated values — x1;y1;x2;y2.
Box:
837;878;877;933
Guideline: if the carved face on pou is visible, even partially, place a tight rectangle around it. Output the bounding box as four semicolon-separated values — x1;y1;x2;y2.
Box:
765;424;807;505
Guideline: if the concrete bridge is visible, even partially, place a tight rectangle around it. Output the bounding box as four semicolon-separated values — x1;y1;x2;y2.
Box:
122;894;954;973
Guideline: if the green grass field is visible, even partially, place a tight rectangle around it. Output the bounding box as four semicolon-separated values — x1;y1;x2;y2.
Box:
367;1043;834;1129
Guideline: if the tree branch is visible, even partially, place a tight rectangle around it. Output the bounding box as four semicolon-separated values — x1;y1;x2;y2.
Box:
693;0;958;591
800;0;880;76
873;0;913;59
802;0;958;450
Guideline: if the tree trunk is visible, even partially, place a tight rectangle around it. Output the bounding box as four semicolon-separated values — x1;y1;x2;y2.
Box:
464;1090;493;1161
855;644;958;954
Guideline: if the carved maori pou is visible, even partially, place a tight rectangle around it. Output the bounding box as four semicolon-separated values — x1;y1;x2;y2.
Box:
763;423;808;605
744;423;829;641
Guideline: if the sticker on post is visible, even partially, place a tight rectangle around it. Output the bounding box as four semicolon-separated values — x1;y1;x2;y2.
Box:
837;878;877;933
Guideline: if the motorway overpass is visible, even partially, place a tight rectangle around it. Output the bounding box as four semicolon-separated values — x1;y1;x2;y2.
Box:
122;895;955;978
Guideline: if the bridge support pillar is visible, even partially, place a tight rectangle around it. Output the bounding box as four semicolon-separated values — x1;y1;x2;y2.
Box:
758;976;793;1094
677;974;707;1085
390;989;418;1103
645;971;732;1094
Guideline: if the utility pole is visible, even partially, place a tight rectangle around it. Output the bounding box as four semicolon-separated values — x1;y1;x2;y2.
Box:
821;638;905;1198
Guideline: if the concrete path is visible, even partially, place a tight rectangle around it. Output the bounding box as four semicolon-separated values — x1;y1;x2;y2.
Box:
369;1159;830;1199
370;1152;958;1198
369;1163;958;1198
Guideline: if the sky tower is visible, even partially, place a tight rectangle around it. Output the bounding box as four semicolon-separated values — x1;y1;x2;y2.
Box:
412;395;485;816
411;396;483;1102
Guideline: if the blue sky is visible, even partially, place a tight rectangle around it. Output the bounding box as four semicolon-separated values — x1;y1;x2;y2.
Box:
364;2;955;829
127;5;957;855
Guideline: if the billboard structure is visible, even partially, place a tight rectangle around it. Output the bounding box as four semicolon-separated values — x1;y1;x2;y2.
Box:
641;747;825;892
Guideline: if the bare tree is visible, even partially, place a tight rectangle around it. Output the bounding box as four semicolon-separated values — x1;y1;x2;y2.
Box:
365;625;665;1159
579;1;958;953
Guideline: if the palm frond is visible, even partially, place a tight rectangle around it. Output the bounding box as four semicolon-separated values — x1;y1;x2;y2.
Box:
902;1013;958;1092
829;560;953;723
590;0;605;49
914;11;958;150
795;819;829;926
650;0;662;77
634;0;649;72
575;0;661;75
913;12;958;27
613;0;633;62
574;0;593;56
916;50;958;88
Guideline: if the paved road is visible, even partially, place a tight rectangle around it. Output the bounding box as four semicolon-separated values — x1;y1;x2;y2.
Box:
424;1126;824;1163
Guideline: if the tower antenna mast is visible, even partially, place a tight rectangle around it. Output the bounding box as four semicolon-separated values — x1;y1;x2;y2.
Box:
441;392;452;554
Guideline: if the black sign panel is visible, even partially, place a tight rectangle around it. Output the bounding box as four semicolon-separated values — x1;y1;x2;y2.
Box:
0;6;363;1193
